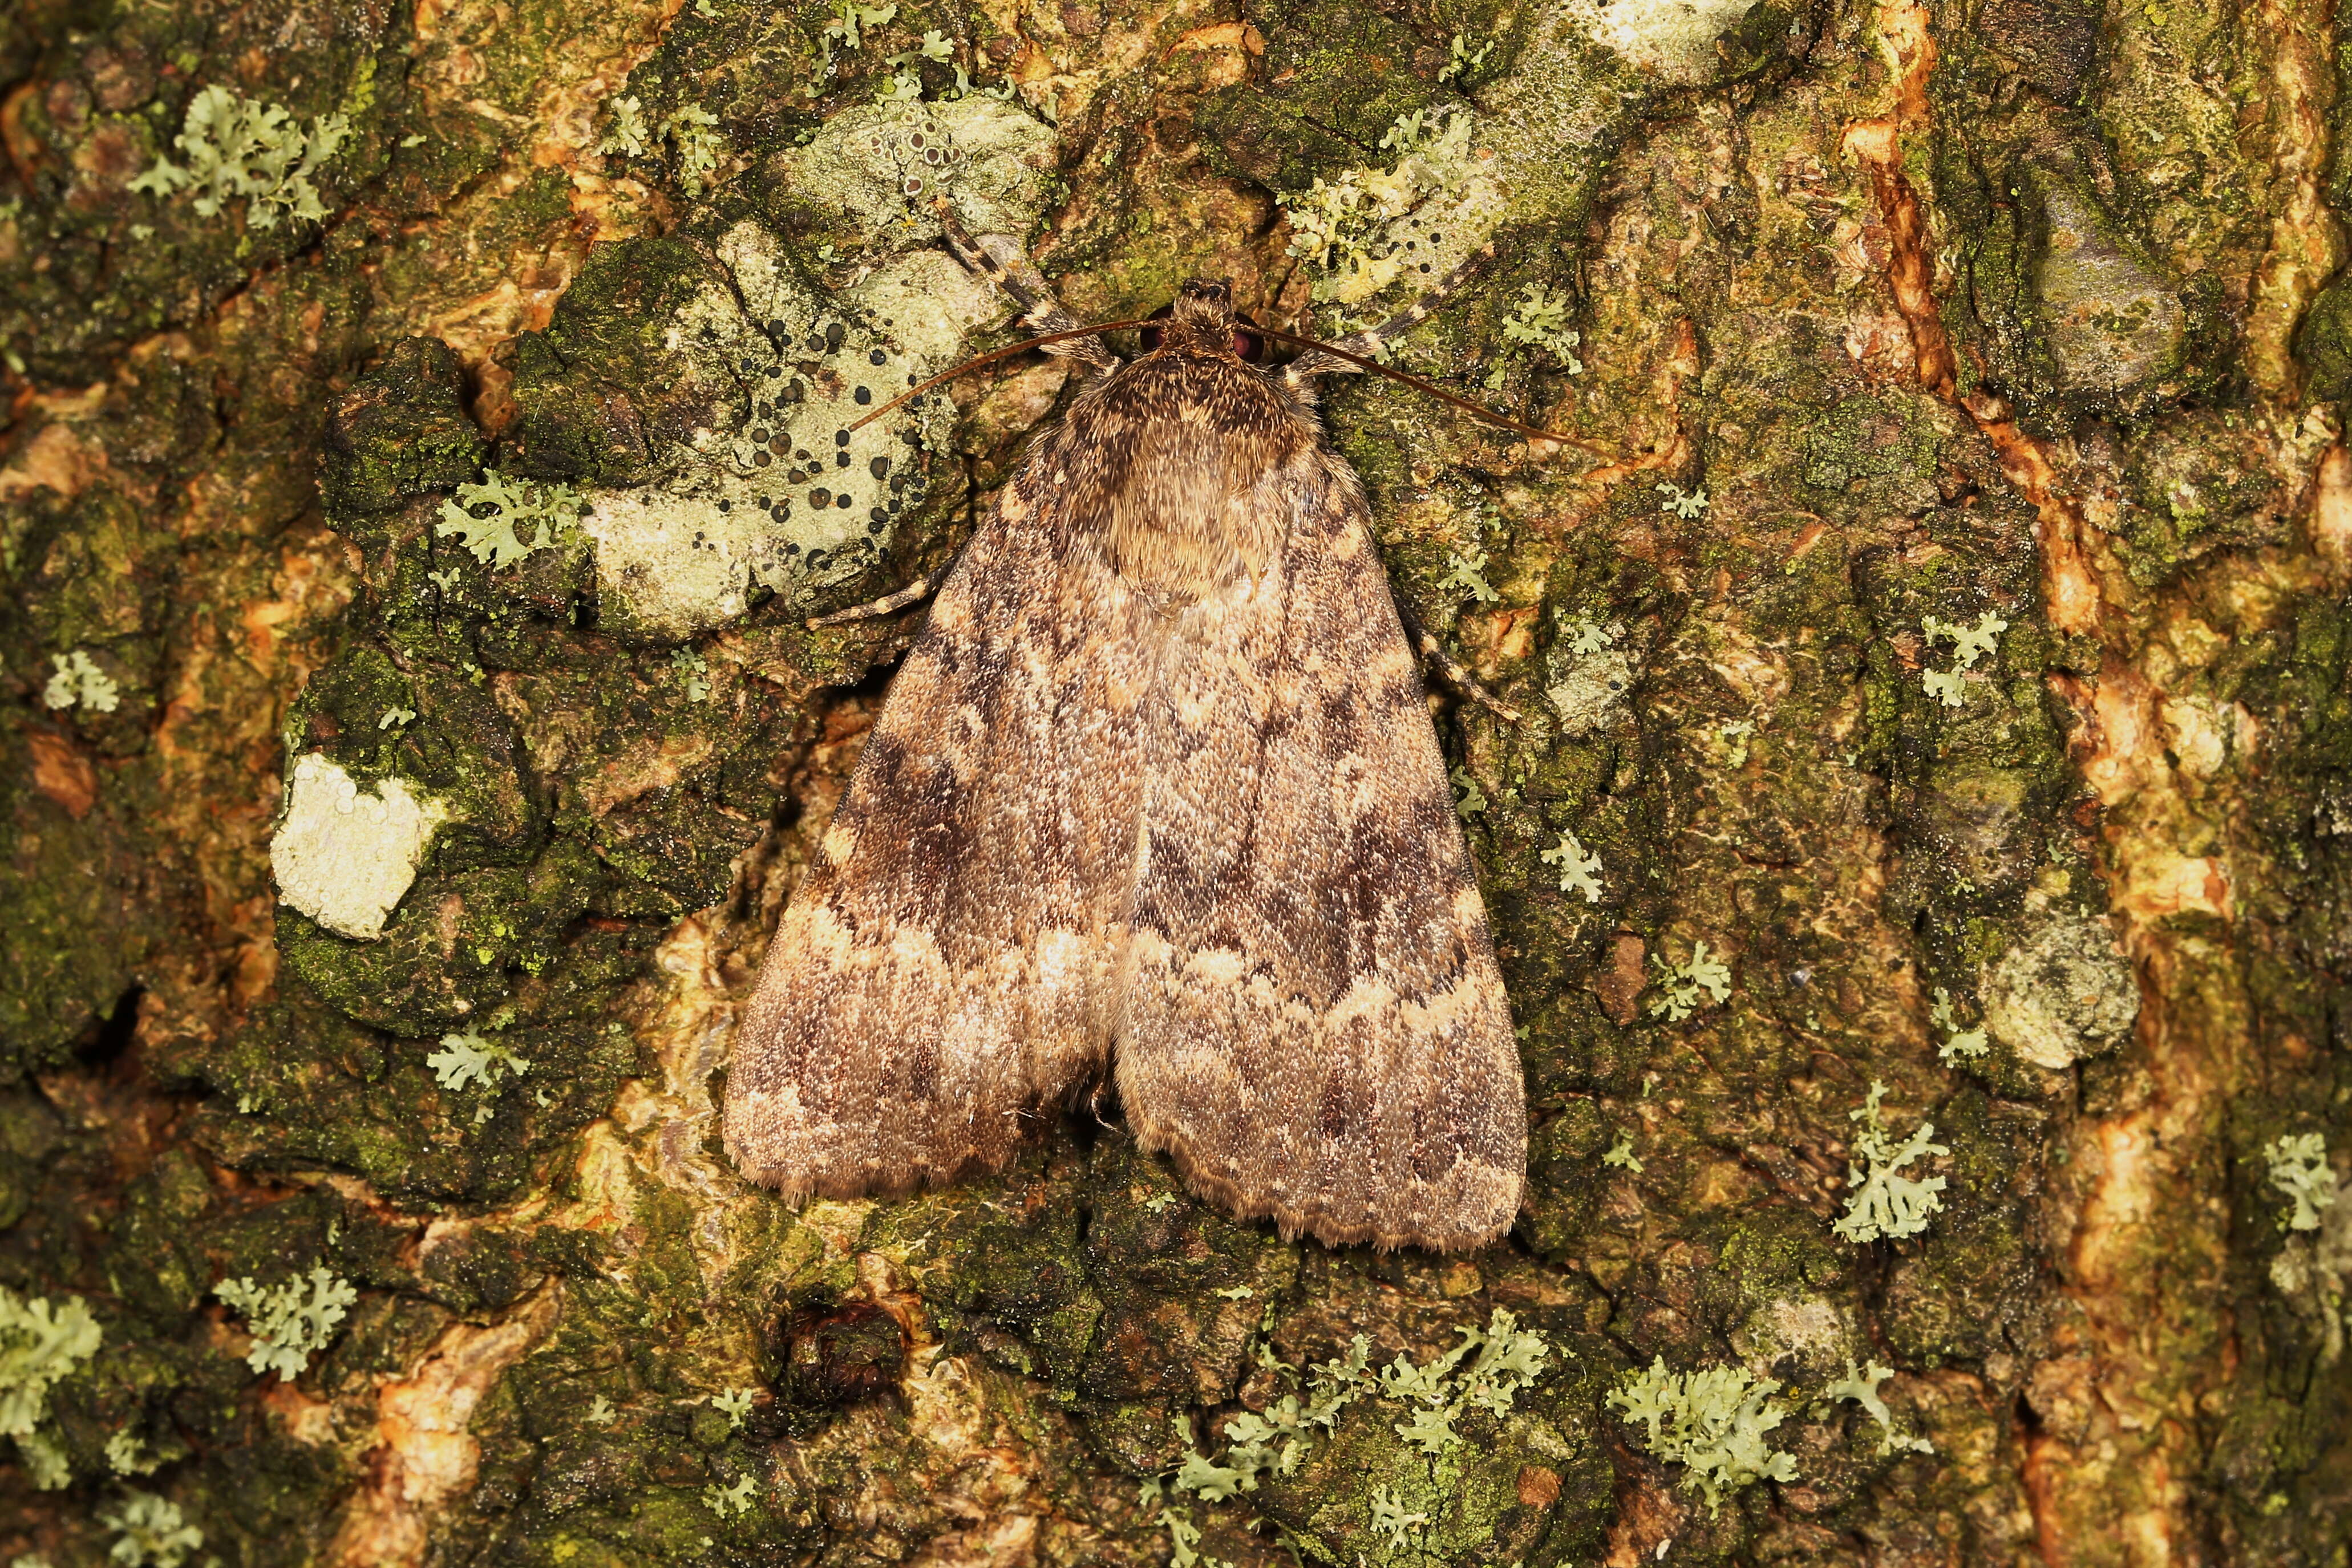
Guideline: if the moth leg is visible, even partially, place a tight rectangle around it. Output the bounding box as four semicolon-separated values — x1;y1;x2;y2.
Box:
806;560;954;629
1284;240;1501;385
936;201;1121;374
1395;596;1522;723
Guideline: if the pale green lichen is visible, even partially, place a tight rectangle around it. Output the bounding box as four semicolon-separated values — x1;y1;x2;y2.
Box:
1501;283;1584;370
665;105;725;196
587;1395;618;1424
428;1031;531;1092
97;1492;203;1568
1562;615;1614;655
2265;1133;2336;1233
1541;830;1605;902
713;1387;755;1429
1649;940;1732;1022
1656;481;1710;518
822;0;899;64
215;1267;358;1379
128;84;349;229
437;469;585;568
1369;1485;1432;1548
1608;1357;1797;1514
1159;1311;1553;1555
1833;1082;1949;1243
1450;766;1488;818
670;649;712;702
1603;1132;1643;1172
1279;111;1500;309
1930;987;1990;1062
598;94;651;158
1820;1359;1934;1456
1442;543;1500;602
1920;611;2009;708
1;1287;102;1488
41;649;119;713
704;1476;758;1517
104;1429;161;1476
1436;30;1496;83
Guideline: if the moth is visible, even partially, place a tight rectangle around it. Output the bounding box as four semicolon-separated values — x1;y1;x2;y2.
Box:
723;215;1526;1252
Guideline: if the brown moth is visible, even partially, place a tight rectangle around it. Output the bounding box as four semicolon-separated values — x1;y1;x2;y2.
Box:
723;221;1525;1252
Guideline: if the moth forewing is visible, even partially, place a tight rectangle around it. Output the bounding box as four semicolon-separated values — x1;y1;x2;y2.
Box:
724;279;1526;1251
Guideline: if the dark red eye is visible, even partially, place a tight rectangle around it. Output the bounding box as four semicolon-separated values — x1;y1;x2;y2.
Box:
1137;303;1269;362
1140;302;1175;352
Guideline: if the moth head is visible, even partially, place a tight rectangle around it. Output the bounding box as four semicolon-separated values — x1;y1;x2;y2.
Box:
1142;281;1268;363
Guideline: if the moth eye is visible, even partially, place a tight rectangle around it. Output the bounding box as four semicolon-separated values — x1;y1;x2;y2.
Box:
1232;312;1269;363
1139;301;1176;352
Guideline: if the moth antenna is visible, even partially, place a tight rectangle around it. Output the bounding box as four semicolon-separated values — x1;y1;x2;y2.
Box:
845;319;1155;433
1255;324;1617;458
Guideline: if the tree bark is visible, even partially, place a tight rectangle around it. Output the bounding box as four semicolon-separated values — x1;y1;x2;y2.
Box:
3;0;2348;1561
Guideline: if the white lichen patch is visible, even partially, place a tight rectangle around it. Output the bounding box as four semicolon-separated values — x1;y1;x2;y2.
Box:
1545;618;1633;737
1280;110;1507;311
1561;0;1762;84
270;752;451;940
770;96;1059;252
1978;909;2139;1069
577;223;1007;639
2265;1134;2337;1234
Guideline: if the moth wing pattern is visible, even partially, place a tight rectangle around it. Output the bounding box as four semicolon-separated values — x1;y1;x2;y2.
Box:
1115;447;1526;1253
724;419;1156;1198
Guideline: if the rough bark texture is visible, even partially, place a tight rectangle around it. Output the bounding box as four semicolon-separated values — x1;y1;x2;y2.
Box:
2;0;2349;1561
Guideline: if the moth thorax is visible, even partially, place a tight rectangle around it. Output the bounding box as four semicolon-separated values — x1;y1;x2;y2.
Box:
1098;360;1305;611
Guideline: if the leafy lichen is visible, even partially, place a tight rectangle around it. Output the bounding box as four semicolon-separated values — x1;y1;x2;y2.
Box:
1920;611;2009;709
1502;283;1584;370
1930;987;1990;1062
129;84;350;229
2264;1133;2336;1233
214;1266;358;1379
436;469;586;568
1833;1083;1949;1243
97;1492;203;1568
1541;830;1605;902
1820;1359;1934;1456
1648;940;1732;1021
1655;482;1710;518
41;650;120;713
1608;1356;1797;1514
0;1286;101;1484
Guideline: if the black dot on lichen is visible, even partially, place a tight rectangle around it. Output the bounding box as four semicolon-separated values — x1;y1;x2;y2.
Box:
855;387;872;405
825;323;846;350
718;500;732;512
868;349;887;366
835;430;850;446
870;456;890;479
836;452;851;468
837;492;854;509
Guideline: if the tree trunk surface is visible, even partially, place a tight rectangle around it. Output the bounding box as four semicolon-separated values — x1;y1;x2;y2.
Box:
3;0;2349;1561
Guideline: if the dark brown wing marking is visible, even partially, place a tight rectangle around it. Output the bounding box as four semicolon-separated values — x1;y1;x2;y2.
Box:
1112;449;1524;1253
723;419;1158;1198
